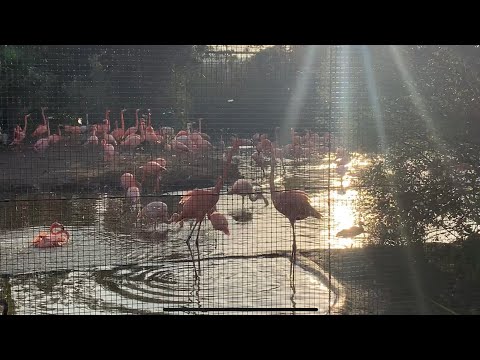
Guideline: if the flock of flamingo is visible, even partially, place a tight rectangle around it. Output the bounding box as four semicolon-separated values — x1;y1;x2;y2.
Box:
5;107;363;279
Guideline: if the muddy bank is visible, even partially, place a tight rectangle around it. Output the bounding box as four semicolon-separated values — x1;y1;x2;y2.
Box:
0;145;240;198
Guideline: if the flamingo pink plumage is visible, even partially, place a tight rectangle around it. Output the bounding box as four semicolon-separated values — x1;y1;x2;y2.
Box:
269;152;321;279
31;107;48;138
171;140;240;275
33;222;70;248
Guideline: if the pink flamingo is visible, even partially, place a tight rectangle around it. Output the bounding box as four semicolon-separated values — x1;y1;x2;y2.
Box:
31;107;48;137
126;186;141;204
137;201;177;231
123;109;140;138
228;179;269;208
144;111;162;145
207;211;230;236
120;173;140;191
47;123;63;146
269;153;322;279
101;139;115;162
169;139;190;155
10;114;30;145
33;222;70;248
33;136;49;153
84;125;99;146
171;140;240;275
96;109;111;137
251;150;267;177
139;161;167;192
111;109;126;142
33;119;51;153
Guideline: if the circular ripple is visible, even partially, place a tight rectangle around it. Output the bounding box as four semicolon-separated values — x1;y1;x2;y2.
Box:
8;257;333;315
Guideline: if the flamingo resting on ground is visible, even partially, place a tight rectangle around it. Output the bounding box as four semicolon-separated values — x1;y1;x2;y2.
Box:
33;222;70;248
269;153;322;280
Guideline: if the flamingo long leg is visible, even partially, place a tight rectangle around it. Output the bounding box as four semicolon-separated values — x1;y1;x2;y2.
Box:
194;218;203;276
290;221;297;283
186;220;200;278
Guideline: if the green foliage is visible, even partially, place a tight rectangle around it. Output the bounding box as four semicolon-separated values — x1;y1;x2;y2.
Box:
358;136;480;246
0;45;207;130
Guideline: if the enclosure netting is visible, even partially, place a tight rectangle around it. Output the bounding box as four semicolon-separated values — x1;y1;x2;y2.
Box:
1;45;477;314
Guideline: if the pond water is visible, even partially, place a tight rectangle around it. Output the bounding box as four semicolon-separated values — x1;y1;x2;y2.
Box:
0;147;368;314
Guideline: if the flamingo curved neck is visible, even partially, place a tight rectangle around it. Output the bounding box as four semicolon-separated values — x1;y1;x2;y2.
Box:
121;111;125;130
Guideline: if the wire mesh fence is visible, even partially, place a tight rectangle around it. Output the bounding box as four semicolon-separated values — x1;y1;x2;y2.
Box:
1;45;479;315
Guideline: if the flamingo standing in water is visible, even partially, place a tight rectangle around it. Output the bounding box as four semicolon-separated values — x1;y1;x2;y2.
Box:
207;211;230;235
137;201;180;232
228;179;269;209
33;222;70;248
269;153;322;280
170;139;240;275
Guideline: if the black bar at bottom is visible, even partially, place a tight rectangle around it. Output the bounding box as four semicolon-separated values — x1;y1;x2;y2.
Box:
163;308;318;312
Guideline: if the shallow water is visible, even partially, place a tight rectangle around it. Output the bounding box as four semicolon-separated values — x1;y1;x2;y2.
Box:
0;148;368;314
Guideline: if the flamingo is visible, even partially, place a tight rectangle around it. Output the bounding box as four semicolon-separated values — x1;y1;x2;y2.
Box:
96;109;111;137
228;179;269;209
84;125;99;146
120;173;140;191
207;211;230;235
140;161;167;192
33;222;70;248
123;109;140;138
10;114;30;145
251;150;267;177
33;120;51;154
111;109;126;141
137;201;178;232
31;107;48;137
336;222;365;238
269;153;322;280
47;123;63;145
171;139;240;275
126;186;141;204
101;139;115;162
